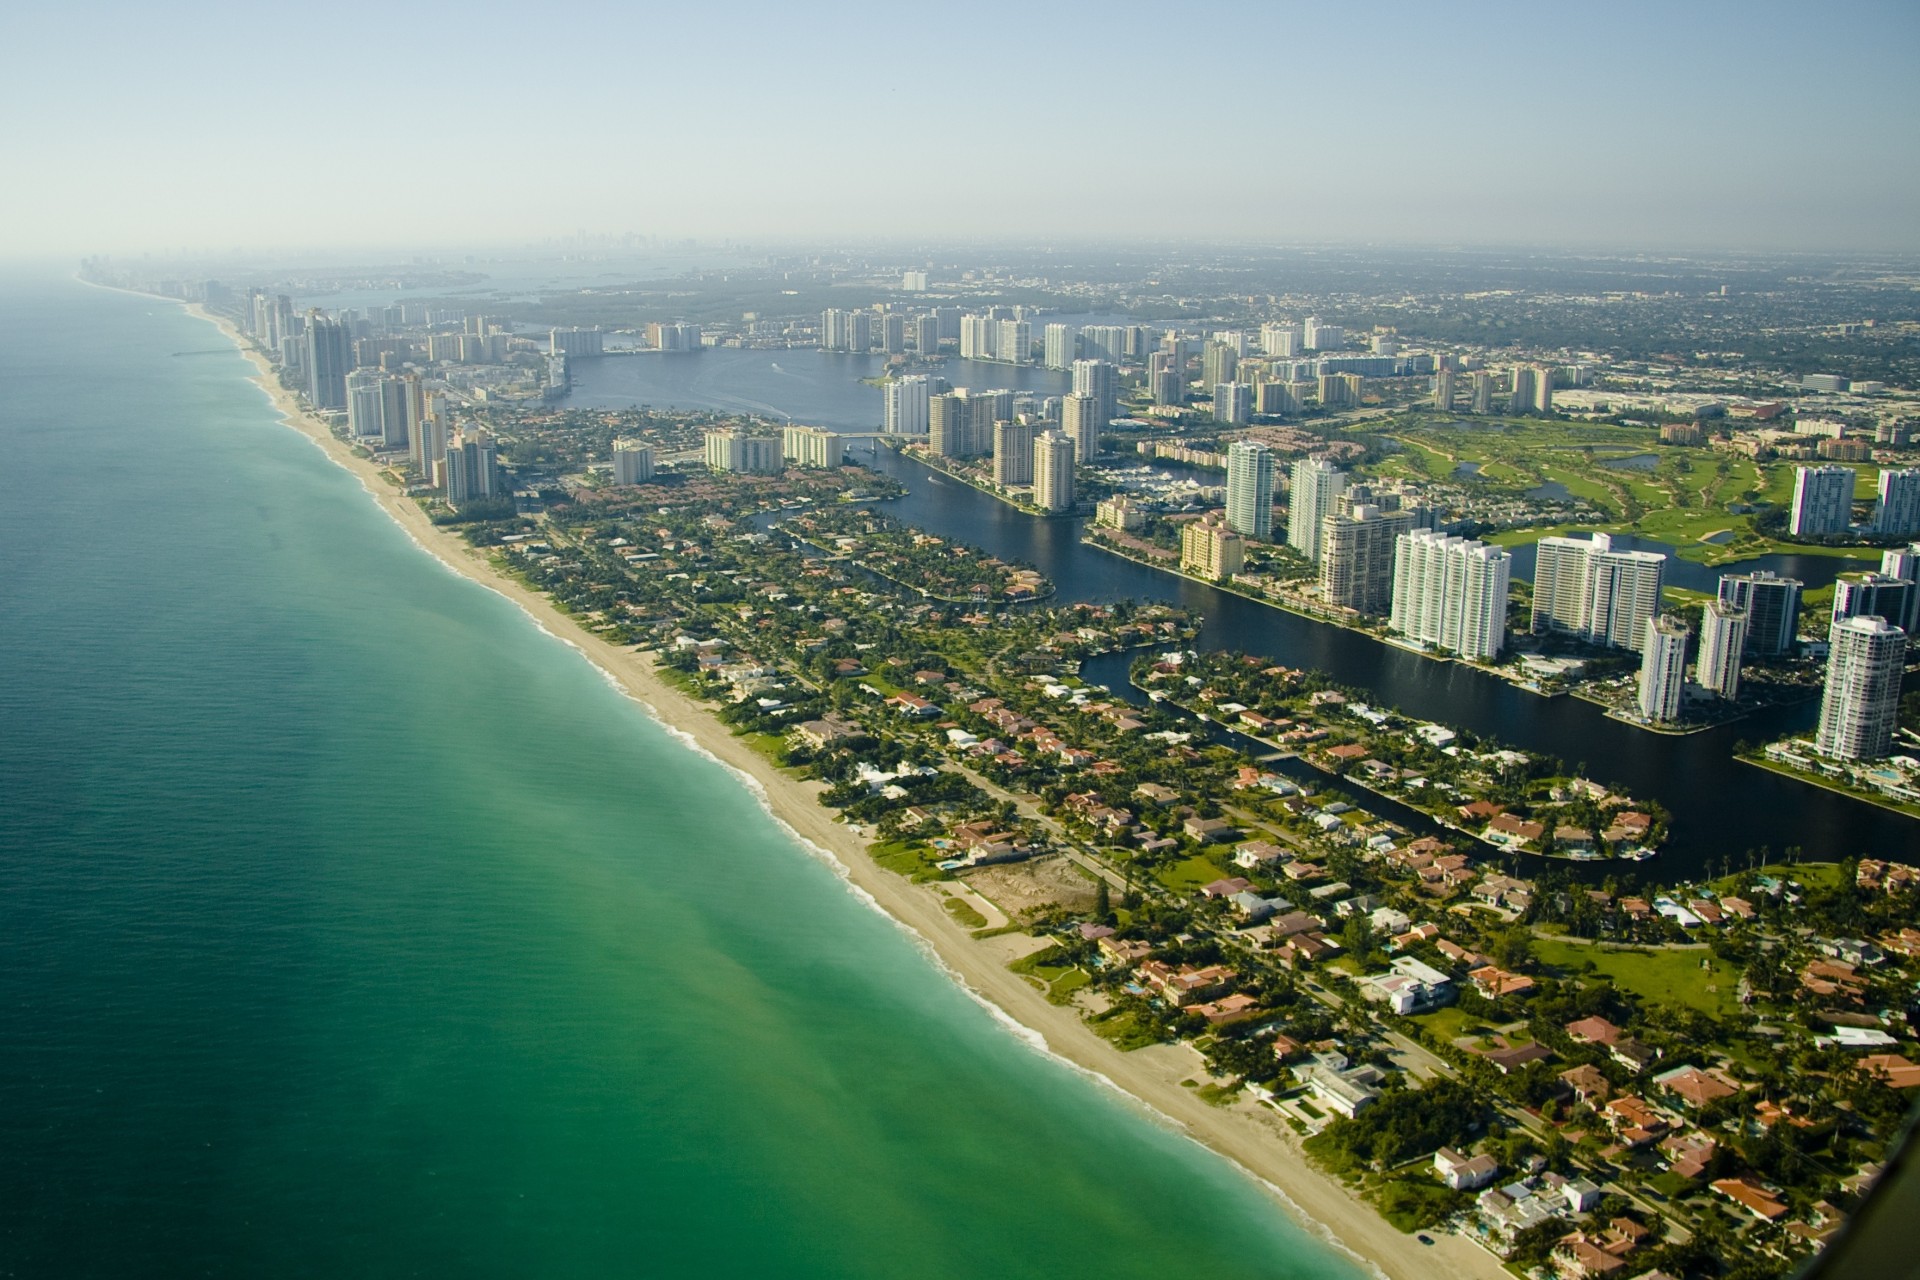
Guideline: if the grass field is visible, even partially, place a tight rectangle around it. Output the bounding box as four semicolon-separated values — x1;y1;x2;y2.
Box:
1152;853;1234;894
1532;937;1741;1017
1376;414;1890;569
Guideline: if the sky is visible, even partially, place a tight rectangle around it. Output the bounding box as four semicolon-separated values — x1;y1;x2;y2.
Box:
3;0;1917;257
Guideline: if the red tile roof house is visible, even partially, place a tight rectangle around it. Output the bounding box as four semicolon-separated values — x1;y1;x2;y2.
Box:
1566;1016;1624;1046
1659;1129;1718;1181
1139;961;1237;1007
1470;965;1537;999
1654;1065;1741;1110
1190;993;1264;1027
1859;1054;1920;1089
1604;1096;1670;1147
1711;1178;1789;1221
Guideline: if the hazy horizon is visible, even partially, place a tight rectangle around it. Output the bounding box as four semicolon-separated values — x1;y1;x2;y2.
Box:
6;0;1918;257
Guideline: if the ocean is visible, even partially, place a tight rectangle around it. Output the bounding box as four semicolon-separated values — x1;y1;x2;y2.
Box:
0;272;1361;1278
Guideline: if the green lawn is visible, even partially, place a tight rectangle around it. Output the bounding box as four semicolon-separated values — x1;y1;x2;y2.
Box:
1409;1005;1492;1043
1532;937;1741;1016
1153;854;1233;894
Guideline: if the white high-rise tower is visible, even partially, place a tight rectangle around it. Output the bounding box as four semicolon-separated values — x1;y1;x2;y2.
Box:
1815;616;1907;760
1224;442;1274;542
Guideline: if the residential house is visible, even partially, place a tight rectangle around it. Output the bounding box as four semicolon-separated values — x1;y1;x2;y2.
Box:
1096;937;1154;970
1711;1178;1789;1222
1561;1063;1612;1106
1659;1129;1718;1181
1302;1057;1384;1119
1140;961;1237;1007
1183;816;1238;844
1190;993;1264;1027
1434;1147;1500;1191
1566;1016;1624;1047
1654;1065;1741;1110
1470;965;1537;1000
1610;1038;1660;1073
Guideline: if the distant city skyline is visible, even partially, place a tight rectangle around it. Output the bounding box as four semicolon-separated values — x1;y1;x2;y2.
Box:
4;0;1919;256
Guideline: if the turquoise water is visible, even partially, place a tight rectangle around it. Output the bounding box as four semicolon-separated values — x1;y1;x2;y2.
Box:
0;274;1361;1279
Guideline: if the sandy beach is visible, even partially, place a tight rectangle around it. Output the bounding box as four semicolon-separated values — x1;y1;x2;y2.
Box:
188;303;1506;1280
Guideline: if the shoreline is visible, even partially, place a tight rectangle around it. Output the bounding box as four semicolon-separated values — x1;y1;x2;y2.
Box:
179;299;1506;1280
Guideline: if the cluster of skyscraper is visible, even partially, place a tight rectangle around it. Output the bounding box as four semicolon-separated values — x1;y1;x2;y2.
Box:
234;295;504;506
1788;464;1920;537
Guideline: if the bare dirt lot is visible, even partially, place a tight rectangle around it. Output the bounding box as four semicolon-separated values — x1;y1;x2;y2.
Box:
962;854;1101;919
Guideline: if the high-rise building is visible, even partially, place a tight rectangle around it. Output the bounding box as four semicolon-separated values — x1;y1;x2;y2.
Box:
1071;359;1118;426
414;395;449;481
1879;544;1920;632
705;429;783;474
1815;615;1908;760
884;375;930;435
1302;317;1342;350
962;389;1013;458
914;314;941;355
1061;392;1101;463
1508;366;1537;415
1080;325;1126;363
1202;341;1238;389
345;368;384;439
550;327;605;358
1872;468;1920;536
1433;368;1455;412
1831;571;1911;635
846;312;873;353
1181;512;1245;583
1029;431;1075;513
1255;380;1297;416
1288;457;1347;562
901;270;928;292
1388;530;1511;661
992;420;1037;487
1317;373;1364;407
377;374;410;449
612;439;655;485
819;309;852;352
1716;570;1802;657
1531;533;1666;651
1696;601;1748;701
1214;381;1253;426
444;431;500;506
959;315;994;360
1225;441;1274;542
928;393;967;457
303;312;351;410
1262;324;1303;358
1789;465;1856;536
1470;371;1495;414
880;313;906;355
1637;616;1690;723
1043;323;1079;371
783;425;839;469
1320;502;1417;614
1532;365;1555;415
997;319;1031;364
1148;352;1182;407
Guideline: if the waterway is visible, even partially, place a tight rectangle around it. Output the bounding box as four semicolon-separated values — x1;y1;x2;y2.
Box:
573;357;1919;878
